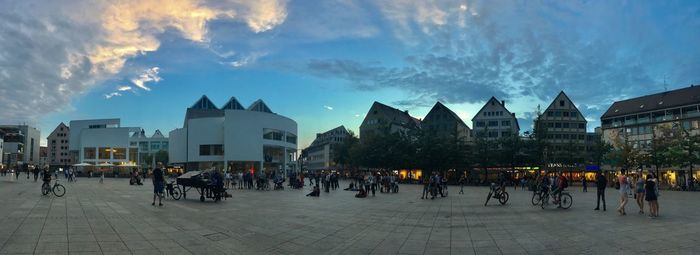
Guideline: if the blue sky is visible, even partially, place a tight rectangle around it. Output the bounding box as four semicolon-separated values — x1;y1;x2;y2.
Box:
0;1;699;147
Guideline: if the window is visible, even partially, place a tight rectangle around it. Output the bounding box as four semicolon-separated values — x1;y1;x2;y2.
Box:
555;134;562;139
52;140;56;144
139;142;148;151
130;141;137;146
501;120;510;126
263;129;284;141
555;123;562;128
476;121;485;127
547;112;553;117
84;148;96;160
547;122;554;128
488;121;498;127
501;131;510;137
554;111;562;117
98;147;110;160
113;148;126;160
563;134;569;139
563;112;570;117
200;145;210;156
150;142;161;151
579;134;585;140
161;142;168;150
200;144;223;156
488;131;498;137
563;123;570;128
570;112;577;118
578;123;585;129
286;133;297;144
89;124;106;129
559;100;565;107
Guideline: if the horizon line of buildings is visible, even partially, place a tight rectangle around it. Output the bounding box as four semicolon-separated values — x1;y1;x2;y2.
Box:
2;85;699;186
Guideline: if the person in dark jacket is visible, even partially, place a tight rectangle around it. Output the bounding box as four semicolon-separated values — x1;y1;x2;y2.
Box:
594;172;607;211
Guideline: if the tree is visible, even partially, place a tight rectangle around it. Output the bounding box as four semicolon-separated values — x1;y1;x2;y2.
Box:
143;150;169;168
333;130;360;172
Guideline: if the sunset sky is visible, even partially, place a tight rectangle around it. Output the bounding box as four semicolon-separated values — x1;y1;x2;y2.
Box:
1;1;699;147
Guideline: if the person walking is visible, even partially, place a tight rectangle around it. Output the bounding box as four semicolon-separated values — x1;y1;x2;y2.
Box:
635;176;646;215
617;172;630;215
594;172;607;211
645;174;658;218
152;163;165;206
458;174;465;195
370;173;377;196
582;176;587;192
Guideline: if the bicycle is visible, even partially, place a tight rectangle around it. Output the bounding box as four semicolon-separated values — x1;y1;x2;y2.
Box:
540;190;572;209
485;183;509;206
41;179;66;197
531;186;545;206
165;181;182;200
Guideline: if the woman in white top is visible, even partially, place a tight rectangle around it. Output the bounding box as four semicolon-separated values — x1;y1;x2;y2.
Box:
617;172;630;215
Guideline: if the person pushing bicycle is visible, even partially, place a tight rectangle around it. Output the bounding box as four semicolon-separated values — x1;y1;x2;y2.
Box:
551;172;568;208
42;167;52;185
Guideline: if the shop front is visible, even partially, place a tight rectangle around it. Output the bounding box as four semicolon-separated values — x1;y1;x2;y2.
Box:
398;169;422;183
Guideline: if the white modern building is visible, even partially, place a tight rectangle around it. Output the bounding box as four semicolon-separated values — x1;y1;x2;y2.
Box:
69;119;140;166
130;129;169;169
169;96;298;176
0;125;41;165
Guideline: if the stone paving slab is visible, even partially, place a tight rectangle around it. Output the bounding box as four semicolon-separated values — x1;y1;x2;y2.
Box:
1;176;700;254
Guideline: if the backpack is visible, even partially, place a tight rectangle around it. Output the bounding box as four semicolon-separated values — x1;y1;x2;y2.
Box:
614;181;620;190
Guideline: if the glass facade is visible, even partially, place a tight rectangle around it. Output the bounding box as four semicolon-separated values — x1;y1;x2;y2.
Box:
113;148;126;160
84;148;96;160
98;147;110;160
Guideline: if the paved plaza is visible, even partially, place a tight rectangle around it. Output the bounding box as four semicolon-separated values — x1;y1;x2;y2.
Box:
0;176;699;255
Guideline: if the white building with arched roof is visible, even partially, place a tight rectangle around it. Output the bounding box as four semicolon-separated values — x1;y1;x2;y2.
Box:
168;96;298;176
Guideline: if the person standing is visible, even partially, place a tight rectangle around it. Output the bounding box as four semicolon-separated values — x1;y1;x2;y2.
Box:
370;173;377;196
152;163;165;206
582;176;587;192
594;172;607;211
645;174;658;218
635;176;646;215
617;172;630;215
458;174;465;194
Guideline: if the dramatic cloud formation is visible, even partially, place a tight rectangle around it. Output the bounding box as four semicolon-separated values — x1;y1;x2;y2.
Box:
323;105;334;111
298;1;700;130
0;0;287;122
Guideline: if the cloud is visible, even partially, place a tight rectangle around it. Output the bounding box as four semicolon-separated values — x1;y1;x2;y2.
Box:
130;67;162;91
0;0;287;123
291;1;700;132
117;86;132;91
227;52;268;68
104;92;122;99
323;105;334;110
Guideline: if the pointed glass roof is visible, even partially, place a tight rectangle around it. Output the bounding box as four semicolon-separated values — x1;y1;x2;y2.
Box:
222;97;245;110
151;130;165;138
247;99;273;113
190;95;218;109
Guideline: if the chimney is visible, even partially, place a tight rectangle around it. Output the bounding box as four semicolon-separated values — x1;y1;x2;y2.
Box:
501;100;505;106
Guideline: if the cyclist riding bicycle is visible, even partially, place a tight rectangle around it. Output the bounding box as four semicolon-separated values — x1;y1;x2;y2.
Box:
539;174;550;195
42;168;52;185
497;171;508;193
550;173;568;207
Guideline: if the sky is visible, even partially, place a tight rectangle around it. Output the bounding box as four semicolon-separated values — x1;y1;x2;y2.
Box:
0;0;699;148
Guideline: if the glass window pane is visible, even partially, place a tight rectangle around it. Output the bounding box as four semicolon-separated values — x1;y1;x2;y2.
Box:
84;148;96;160
99;147;110;160
113;148;126;160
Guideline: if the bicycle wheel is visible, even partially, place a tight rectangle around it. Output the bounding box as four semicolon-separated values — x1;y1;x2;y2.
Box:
499;192;509;205
52;184;66;197
484;190;492;206
560;193;572;209
540;194;548;209
42;183;51;195
172;187;182;200
531;192;541;206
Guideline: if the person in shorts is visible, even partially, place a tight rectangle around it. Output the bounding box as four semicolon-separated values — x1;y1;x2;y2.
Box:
152;163;165;206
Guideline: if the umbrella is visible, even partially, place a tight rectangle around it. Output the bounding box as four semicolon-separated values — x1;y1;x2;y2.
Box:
96;162;113;167
73;163;92;166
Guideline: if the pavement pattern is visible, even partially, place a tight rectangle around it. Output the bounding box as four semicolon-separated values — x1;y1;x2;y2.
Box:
0;175;699;255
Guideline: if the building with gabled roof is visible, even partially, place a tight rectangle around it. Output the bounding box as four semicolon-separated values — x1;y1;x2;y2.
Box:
471;97;519;140
169;95;298;176
302;126;350;172
422;102;471;141
359;101;420;140
47;122;71;169
538;91;588;169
